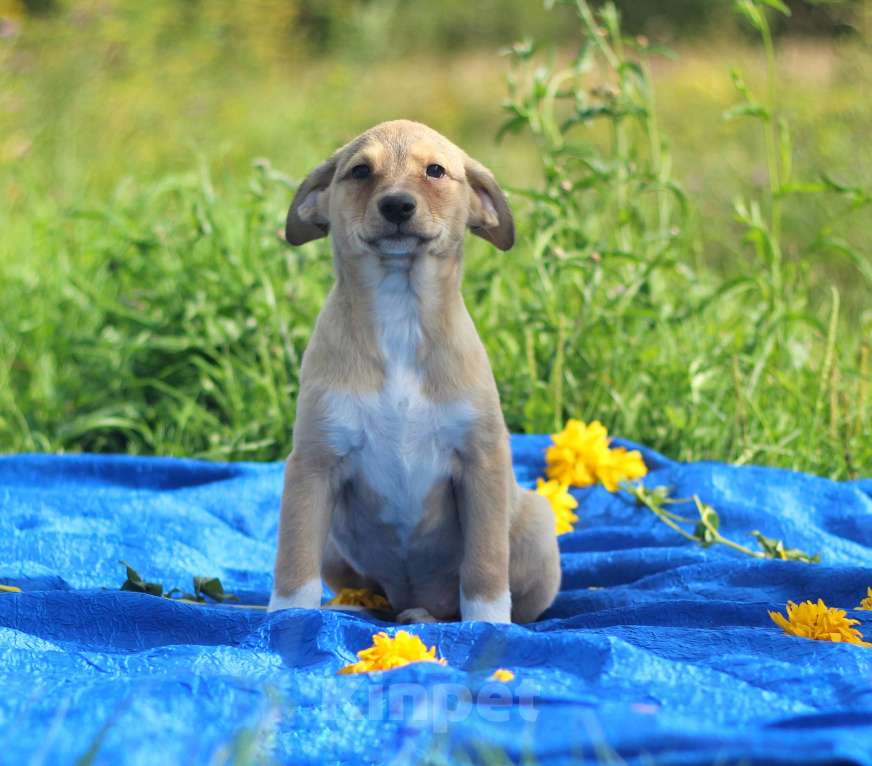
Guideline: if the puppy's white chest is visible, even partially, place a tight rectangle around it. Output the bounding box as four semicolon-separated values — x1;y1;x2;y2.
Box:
324;270;474;543
327;370;472;489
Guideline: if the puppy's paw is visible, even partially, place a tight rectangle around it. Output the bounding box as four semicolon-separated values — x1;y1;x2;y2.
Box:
267;578;323;612
460;590;512;623
396;607;438;625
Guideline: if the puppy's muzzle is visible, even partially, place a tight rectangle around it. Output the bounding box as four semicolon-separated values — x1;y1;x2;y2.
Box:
378;192;417;225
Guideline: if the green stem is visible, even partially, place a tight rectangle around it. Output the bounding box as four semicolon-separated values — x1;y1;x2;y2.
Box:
575;0;632;251
574;0;620;70
757;6;783;288
626;484;764;560
692;497;765;559
642;56;670;239
552;314;566;431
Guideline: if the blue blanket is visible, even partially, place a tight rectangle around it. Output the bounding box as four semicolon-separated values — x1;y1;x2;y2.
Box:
1;436;871;765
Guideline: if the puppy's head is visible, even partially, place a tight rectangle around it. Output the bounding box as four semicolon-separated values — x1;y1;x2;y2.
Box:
285;120;514;260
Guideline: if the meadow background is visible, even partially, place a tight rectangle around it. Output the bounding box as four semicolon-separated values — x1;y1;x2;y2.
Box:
0;0;869;479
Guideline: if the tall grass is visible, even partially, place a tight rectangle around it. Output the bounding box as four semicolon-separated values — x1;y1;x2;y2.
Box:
0;0;869;478
475;0;871;478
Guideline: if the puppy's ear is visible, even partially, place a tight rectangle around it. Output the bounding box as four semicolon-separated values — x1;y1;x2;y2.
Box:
465;156;514;251
285;155;338;245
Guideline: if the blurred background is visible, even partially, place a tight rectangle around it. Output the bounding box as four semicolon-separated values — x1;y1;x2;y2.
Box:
1;0;869;189
0;0;869;476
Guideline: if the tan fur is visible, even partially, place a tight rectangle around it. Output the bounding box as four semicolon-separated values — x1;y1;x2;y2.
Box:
270;120;559;623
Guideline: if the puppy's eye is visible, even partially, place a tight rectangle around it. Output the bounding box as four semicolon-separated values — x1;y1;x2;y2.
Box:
350;164;371;180
426;164;445;179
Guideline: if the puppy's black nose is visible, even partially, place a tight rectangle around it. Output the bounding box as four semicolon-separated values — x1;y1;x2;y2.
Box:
378;193;417;224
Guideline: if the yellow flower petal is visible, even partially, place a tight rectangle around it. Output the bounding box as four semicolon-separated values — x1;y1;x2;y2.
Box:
594;446;648;492
0;584;21;593
326;588;391;611
545;419;647;492
535;478;579;536
490;668;515;682
545;419;609;488
856;587;872;611
338;630;447;675
769;599;872;647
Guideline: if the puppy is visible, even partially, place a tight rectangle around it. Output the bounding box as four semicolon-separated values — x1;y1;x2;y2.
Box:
268;120;560;623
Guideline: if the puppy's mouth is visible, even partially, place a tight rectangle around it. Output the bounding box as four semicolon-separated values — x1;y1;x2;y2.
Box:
364;231;436;257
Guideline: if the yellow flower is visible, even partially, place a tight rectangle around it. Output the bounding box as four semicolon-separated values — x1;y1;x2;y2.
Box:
0;585;21;593
545;419;647;492
769;599;872;647
856;587;872;611
535;478;579;536
338;630;447;675
327;587;391;611
545;419;610;487
490;668;515;682
594;445;648;492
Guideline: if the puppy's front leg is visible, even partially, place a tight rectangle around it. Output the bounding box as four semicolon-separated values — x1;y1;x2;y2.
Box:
268;452;334;612
457;441;513;623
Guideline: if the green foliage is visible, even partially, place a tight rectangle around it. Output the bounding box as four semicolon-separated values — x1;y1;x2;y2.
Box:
751;529;821;563
474;0;870;476
119;561;239;603
191;575;240;604
1;160;325;458
625;483;821;562
120;560;164;596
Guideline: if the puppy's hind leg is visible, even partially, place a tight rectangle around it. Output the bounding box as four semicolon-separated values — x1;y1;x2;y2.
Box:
396;608;438;625
509;489;561;623
322;536;384;594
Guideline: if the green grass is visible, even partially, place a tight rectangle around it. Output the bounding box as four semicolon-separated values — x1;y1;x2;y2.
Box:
0;1;869;478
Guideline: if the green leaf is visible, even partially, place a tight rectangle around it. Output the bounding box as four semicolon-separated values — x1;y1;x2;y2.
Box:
818;172;872;207
751;531;820;563
757;0;791;16
692;523;716;546
618;61;645;85
193;576;239;603
121;560;141;584
118;560;163;597
813;237;872;286
692;498;721;546
735;0;767;31
723;103;771;122
496;114;529;143
179;591;204;602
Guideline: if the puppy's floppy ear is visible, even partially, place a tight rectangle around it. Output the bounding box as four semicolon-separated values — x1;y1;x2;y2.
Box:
465;156;514;251
285;155;338;246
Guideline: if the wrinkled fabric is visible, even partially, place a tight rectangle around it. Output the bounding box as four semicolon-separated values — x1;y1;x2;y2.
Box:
1;435;871;765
